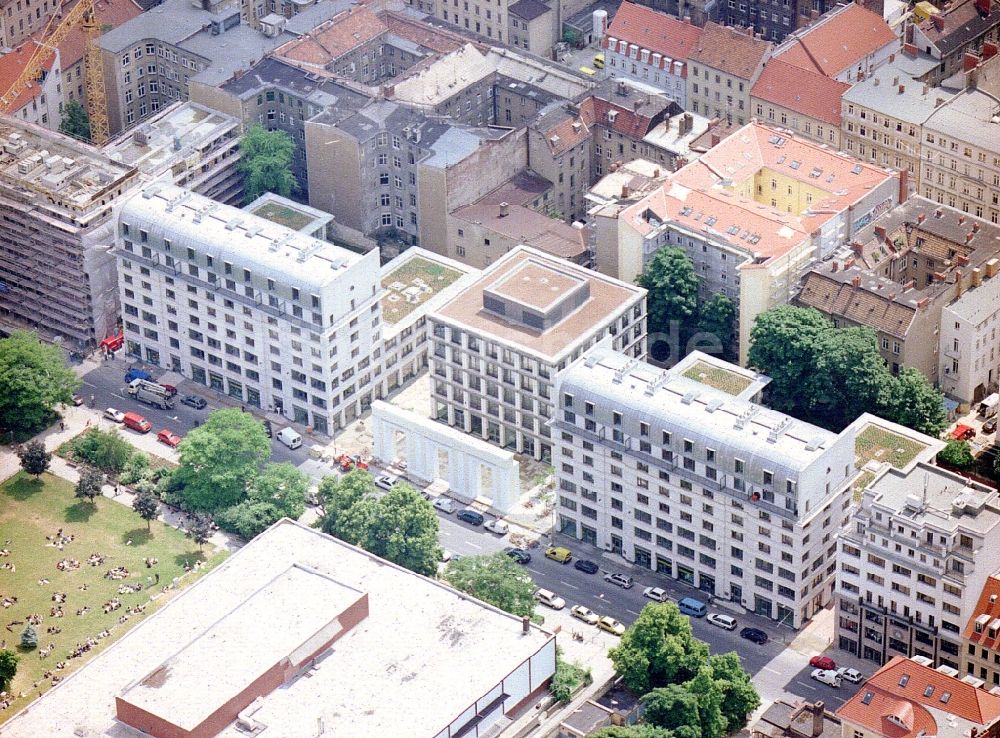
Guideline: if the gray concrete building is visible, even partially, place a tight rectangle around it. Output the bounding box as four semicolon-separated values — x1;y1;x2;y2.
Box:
0;120;140;350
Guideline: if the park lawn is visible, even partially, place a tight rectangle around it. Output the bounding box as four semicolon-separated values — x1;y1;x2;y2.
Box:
0;472;226;722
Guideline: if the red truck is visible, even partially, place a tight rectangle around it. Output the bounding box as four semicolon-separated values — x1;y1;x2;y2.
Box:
122;412;152;434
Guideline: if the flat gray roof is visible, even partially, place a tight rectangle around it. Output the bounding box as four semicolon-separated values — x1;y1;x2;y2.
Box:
842;57;955;124
923;88;1000;153
1;520;555;738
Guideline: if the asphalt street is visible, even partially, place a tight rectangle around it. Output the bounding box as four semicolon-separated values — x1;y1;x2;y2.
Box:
82;359;859;708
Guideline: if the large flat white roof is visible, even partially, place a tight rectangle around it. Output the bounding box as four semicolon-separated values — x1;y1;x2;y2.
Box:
2;520;554;738
120;564;361;732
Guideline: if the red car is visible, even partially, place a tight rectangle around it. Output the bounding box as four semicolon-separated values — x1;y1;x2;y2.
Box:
156;429;182;448
810;656;836;671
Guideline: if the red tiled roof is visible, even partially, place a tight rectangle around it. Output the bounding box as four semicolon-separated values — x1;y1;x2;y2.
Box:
277;7;387;67
604;2;702;62
582;96;658;138
963;575;1000;644
0;41;53;112
751;58;850;126
776;3;896;78
688;22;772;80
837;656;1000;736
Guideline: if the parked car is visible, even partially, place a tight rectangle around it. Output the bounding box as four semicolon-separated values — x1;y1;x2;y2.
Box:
810;655;837;671
122;412;152;434
597;616;626;636
484;519;509;535
375;474;398;491
544;546;572;564
984;418;998;434
570;605;599;625
573;559;599;574
103;408;126;423
603;572;633;589
277;428;302;450
837;668;865;684
156;429;182;447
810;669;842;687
740;627;769;644
457;509;485;526
504;547;531;565
642;586;668;602
432;498;455;514
534;588;566;610
181;395;207;410
707;613;738;630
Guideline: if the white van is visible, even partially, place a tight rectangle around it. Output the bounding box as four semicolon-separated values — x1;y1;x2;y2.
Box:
534;588;566;610
979;393;1000;418
276;427;302;449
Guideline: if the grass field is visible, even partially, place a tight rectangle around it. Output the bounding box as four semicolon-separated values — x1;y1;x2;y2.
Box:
0;472;225;721
855;424;927;471
250;202;314;231
682;361;754;396
381;256;464;324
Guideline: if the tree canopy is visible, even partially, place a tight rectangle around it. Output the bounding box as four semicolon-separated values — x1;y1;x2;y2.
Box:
17;440;50;477
588;728;674;738
59;100;91;141
938;439;975;468
608;602;709;695
709;652;761;733
318;474;441;576
0;649;17;690
0;331;79;433
175;408;271;511
696;292;737;361
132;489;160;531
638;247;699;347
75;468;104;503
71;428;134;475
239;124;297;203
445;551;536;617
748;305;946;434
642;685;703;738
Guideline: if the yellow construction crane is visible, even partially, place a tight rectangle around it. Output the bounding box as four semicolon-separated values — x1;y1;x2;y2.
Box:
0;0;110;145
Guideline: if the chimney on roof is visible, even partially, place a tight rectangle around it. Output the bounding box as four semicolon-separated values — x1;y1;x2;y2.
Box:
935;208;943;218
810;8;819;18
904;42;918;56
617;80;628;96
875;225;887;239
499;202;510;217
917;212;926;223
893;76;899;86
959;214;966;225
936;96;946;107
845;257;856;268
851;241;864;256
903;279;915;291
889;292;897;300
522;616;530;635
932;14;945;31
966;231;976;244
382;84;395;98
852;275;862;288
711;132;721;146
917;296;930;308
832;260;839;272
956;254;970;266
898;84;906;94
653;168;660;177
634;99;643;112
812;702;825;738
972;268;983;287
955;270;965;297
621;184;630;198
899;169;909;204
973;222;981;233
987;258;1000;278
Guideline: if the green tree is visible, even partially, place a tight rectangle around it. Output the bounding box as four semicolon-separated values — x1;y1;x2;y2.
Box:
588;728;674;738
175;408;271;511
814;327;894;430
637;248;699;347
72;428;134;475
551;653;591;704
445;552;536;617
684;666;725;738
747;306;831;417
216;499;283;539
17;440;50;477
709;652;760;733
239;124;297;203
75;468;104;503
58;100;91;141
19;623;37;650
132;488;160;531
189;512;213;550
119;452;151;485
938;439;975;468
0;331;79;433
364;484;441;576
880;367;947;436
318;470;377;544
609;602;709;695
0;649;17;690
697;292;737;361
247;462;307;520
642;685;703;738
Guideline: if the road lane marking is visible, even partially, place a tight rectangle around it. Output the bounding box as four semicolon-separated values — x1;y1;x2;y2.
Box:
559;581;579;590
465;541;482;550
626;608;640;616
763;667;782;675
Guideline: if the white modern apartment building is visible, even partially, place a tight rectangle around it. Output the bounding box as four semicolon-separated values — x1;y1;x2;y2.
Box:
939;259;1000;405
551;346;856;628
428;245;647;463
836;461;1000;670
115;181;382;434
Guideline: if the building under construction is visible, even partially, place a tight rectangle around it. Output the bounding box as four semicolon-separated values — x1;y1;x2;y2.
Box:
0;118;140;350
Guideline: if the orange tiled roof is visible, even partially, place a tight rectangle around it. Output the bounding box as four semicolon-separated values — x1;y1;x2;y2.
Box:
751;58;850;126
776;3;896;78
963;574;1000;645
277;7;388;67
605;2;702;63
0;41;53;112
688;22;772;80
838;655;1000;735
